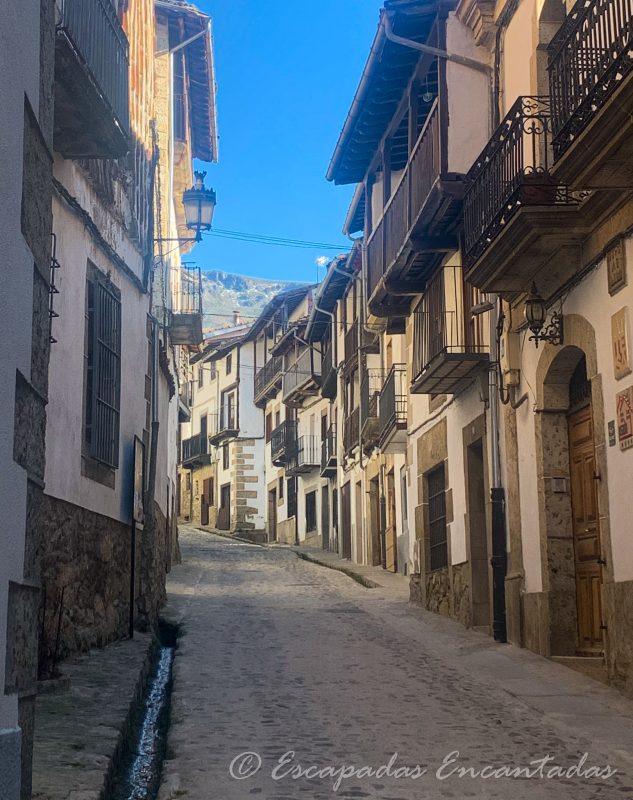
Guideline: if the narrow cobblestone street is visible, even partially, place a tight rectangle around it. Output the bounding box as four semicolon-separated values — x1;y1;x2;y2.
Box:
158;529;633;799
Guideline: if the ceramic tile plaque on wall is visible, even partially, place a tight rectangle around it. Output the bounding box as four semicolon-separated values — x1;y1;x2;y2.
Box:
612;307;632;380
617;386;633;451
607;240;627;295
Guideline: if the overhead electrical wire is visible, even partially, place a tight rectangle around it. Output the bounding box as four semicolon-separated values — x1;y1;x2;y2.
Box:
202;227;351;251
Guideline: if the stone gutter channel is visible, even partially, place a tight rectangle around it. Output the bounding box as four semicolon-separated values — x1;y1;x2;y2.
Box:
32;623;178;800
108;622;177;800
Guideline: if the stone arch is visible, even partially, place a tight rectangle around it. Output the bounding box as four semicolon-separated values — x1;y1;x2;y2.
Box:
532;314;610;657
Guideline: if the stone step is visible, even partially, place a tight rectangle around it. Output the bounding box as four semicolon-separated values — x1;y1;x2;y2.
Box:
550;655;609;685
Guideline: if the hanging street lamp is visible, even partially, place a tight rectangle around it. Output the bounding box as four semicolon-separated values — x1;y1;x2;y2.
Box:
182;171;216;242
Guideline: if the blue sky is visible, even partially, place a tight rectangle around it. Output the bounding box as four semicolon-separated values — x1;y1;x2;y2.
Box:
190;0;378;283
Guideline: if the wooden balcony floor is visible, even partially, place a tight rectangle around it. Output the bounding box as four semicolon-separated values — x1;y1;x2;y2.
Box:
412;351;490;396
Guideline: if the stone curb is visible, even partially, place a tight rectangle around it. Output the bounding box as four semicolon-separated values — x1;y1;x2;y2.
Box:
293;551;381;588
194;527;268;547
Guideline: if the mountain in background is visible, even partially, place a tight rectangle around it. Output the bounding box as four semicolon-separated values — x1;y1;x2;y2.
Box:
201;269;292;331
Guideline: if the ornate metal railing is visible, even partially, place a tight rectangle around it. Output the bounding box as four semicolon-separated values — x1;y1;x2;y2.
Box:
254;356;283;401
181;432;208;463
379;365;407;438
57;0;130;136
343;407;360;455
463;96;573;268
366;102;440;299
548;0;633;159
271;419;297;465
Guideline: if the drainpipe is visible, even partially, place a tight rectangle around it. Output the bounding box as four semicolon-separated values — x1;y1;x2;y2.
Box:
489;300;508;642
382;13;495;135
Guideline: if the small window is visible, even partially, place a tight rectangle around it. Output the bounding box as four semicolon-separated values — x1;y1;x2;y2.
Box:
222;443;229;470
427;464;447;571
275;409;281;428
198;367;204;389
306;491;317;532
226;353;232;375
278;477;284;500
185;473;191;491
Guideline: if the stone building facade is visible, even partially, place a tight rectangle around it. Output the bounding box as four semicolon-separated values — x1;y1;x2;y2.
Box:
0;3;55;796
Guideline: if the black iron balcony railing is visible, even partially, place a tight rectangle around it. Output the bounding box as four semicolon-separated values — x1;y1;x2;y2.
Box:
366;102;440;301
181;432;209;464
254;356;283;404
209;406;238;444
548;0;633;160
463;96;574;269
321;424;337;476
57;0;130;137
287;435;320;475
379;365;407;440
177;265;202;315
283;347;321;403
343;407;360;456
270;419;297;466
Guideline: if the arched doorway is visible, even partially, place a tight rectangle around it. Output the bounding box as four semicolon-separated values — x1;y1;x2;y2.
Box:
539;346;604;656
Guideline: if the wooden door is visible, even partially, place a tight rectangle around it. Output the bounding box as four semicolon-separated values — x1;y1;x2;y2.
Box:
385;470;398;572
321;486;330;551
201;478;211;526
355;481;363;563
568;405;603;654
268;489;277;542
341;482;352;559
218;484;230;530
369;477;382;566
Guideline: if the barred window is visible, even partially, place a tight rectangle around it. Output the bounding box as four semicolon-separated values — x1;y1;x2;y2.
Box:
85;270;121;469
427;464;447;571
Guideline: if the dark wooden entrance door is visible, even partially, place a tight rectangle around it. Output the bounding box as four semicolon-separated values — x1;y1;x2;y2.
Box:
201;478;212;526
321;485;330;551
369;477;381;566
467;441;490;627
268;489;277;542
218;483;230;530
341;482;352;559
385;470;398;572
568;404;604;654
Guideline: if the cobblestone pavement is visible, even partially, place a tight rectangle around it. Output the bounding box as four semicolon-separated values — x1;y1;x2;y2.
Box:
159;528;633;800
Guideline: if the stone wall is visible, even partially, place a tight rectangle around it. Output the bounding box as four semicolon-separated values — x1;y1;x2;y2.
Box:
38;495;168;669
232;439;263;532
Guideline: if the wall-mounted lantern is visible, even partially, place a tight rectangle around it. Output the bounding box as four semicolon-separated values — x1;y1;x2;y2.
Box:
525;283;563;348
182;171;216;242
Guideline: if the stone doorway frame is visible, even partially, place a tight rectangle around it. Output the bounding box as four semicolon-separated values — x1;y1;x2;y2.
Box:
533;314;612;658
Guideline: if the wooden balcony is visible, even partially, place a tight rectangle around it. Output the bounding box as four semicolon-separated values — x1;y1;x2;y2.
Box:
287;435;320;476
170;266;203;346
321;341;337;400
320;424;337;477
208;405;239;446
343;407;360;456
270;419;297;467
254;356;283;407
360;370;383;453
549;0;633;190
463;97;589;299
365;101;463;318
54;0;130;158
283;348;321;407
412;267;489;395
379;365;407;454
181;432;211;468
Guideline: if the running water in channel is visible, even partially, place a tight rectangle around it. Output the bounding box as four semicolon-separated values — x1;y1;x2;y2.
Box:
110;629;176;800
